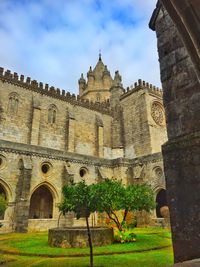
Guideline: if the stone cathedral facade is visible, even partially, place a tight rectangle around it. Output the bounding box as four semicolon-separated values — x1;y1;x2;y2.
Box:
0;54;167;232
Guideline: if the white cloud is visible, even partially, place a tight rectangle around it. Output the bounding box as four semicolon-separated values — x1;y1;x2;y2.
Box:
0;0;160;94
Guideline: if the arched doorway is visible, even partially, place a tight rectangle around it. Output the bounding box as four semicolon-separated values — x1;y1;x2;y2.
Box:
156;189;167;218
0;184;7;220
29;185;53;219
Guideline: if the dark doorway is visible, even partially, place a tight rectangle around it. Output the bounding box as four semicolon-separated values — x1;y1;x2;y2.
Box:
29;185;53;219
0;184;7;220
156;189;167;218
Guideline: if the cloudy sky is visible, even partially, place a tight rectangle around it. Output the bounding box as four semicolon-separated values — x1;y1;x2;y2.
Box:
0;0;159;94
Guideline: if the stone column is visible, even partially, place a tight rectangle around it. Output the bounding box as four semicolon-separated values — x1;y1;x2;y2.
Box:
111;106;124;158
68;117;75;153
30;107;41;145
14;157;32;232
98;126;104;158
96;116;104;157
150;5;200;263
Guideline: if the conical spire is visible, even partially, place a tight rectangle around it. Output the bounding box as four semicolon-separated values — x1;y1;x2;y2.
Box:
93;53;105;79
103;65;111;77
79;53;114;102
99;51;102;61
87;66;94;78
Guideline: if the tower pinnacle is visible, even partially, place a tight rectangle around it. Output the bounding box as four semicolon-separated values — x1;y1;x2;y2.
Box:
99;49;102;61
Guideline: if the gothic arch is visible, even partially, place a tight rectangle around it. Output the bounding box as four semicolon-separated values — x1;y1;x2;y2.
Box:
48;104;57;124
30;181;59;202
0;178;13;201
153;185;166;194
7;92;19;115
29;182;58;219
155;188;168;218
0;179;12;220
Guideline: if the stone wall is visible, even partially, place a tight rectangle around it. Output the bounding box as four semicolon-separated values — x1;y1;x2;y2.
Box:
0;58;168;232
0;136;166;232
0;79;113;157
121;80;167;158
150;2;200;263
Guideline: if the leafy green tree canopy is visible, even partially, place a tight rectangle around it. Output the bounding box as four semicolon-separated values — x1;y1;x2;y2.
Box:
59;180;97;219
59;179;155;266
93;179;155;231
59;180;99;267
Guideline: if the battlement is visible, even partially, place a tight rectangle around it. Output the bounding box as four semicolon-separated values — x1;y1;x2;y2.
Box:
120;78;163;100
0;67;112;115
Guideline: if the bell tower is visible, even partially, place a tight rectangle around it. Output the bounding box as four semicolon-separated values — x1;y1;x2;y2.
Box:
79;54;113;102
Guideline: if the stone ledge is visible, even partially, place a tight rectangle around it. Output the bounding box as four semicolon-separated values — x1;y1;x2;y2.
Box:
162;131;200;152
0;139;163;167
171;259;200;266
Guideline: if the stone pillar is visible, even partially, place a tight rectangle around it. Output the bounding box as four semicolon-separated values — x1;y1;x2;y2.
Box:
150;5;200;263
96;116;104;157
161;0;200;80
68;117;75;153
14;157;32;232
111;106;124;158
30;107;41;145
98;126;104;158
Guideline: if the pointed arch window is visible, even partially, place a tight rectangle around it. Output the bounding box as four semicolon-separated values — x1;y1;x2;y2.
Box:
7;93;19;115
48;104;57;124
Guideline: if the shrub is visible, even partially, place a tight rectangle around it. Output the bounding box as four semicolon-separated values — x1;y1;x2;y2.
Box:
114;230;137;243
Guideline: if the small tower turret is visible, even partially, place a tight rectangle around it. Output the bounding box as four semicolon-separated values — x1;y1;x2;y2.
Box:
87;66;95;89
103;65;112;88
78;73;86;96
110;71;124;107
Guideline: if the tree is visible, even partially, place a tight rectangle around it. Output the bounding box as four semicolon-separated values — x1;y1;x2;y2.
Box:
59;179;155;266
59;180;97;267
93;179;155;232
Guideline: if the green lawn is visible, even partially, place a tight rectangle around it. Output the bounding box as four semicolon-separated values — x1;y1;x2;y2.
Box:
0;228;173;267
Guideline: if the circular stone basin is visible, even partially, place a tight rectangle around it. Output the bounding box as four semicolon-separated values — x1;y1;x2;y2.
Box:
48;227;114;248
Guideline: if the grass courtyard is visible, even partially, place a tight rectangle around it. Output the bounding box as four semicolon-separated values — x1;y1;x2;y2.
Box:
0;228;173;267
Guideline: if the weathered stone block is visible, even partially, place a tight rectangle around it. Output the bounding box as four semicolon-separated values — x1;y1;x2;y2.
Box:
48;227;114;248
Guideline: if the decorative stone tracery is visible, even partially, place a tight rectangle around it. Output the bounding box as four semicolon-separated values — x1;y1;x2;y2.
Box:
151;102;165;126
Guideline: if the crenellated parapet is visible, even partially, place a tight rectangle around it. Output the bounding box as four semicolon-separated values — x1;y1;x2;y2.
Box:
0;67;112;115
120;78;163;100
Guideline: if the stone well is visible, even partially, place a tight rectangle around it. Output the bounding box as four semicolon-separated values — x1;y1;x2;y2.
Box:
48;227;114;248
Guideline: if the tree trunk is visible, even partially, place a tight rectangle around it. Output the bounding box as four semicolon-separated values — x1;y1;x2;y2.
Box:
107;212;122;231
57;212;62;228
86;215;93;267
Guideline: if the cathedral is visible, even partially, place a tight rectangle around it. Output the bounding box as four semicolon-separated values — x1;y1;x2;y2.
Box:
0;54;167;232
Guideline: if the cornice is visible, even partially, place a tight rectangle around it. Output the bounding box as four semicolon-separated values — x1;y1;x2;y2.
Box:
0;140;163;168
